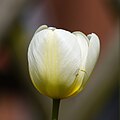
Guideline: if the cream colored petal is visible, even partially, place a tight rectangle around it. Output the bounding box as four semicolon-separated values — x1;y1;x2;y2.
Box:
82;33;100;87
28;29;53;96
73;32;89;70
28;29;82;98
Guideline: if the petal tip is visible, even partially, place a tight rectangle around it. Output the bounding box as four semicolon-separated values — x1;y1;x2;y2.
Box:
35;25;48;33
87;33;99;40
87;33;100;46
48;27;56;31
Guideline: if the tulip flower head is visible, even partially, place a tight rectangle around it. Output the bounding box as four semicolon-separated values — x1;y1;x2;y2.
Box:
28;25;100;99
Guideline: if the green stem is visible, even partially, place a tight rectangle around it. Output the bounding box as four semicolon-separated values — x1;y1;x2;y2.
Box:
52;99;60;120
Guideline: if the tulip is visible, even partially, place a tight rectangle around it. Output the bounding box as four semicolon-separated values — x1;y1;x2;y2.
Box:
28;25;100;120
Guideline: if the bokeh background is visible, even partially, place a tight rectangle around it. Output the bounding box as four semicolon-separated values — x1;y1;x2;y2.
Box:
0;0;119;120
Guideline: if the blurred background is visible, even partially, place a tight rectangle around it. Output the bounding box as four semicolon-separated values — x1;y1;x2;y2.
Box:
0;0;119;120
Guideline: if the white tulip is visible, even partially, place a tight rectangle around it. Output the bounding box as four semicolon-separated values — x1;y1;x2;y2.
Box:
28;25;100;99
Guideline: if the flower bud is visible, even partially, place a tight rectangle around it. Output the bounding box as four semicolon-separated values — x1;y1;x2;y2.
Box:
28;25;100;99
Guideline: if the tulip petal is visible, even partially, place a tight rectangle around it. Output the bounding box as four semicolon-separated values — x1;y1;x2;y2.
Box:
28;29;82;98
73;32;89;69
82;33;100;87
28;29;53;95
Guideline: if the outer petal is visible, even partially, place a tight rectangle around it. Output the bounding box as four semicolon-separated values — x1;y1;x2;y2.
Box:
28;29;82;98
73;31;89;70
82;33;100;87
28;29;52;96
